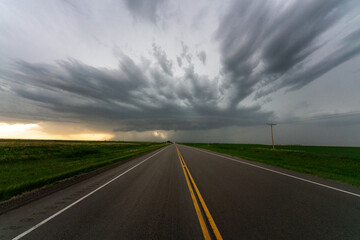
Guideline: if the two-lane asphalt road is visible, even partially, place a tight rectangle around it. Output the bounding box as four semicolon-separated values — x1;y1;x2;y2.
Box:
1;144;360;239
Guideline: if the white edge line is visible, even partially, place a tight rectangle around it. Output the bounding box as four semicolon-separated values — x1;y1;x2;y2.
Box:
182;145;360;198
12;146;169;240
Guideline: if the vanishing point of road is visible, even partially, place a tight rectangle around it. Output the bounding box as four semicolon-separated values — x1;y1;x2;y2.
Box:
1;144;360;239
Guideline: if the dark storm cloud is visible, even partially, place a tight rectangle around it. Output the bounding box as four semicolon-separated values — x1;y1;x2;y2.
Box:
1;0;359;141
124;0;165;23
0;55;273;132
217;0;360;105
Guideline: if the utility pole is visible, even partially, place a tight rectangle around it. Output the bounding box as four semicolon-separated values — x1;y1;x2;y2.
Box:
266;123;277;151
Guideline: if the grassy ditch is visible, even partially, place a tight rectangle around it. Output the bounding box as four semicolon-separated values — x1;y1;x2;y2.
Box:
0;140;169;201
182;143;360;187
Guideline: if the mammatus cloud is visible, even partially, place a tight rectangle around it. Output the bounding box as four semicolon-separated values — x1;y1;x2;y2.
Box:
176;56;182;67
124;0;165;23
179;41;193;65
152;43;173;76
197;51;206;65
217;0;360;105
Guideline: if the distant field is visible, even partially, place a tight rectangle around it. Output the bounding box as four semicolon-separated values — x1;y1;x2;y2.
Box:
182;143;360;187
0;140;169;201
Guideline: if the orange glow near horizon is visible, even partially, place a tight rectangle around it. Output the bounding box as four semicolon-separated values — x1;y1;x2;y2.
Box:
0;122;114;140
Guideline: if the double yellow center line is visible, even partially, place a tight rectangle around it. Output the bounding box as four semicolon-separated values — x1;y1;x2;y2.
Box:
176;145;223;240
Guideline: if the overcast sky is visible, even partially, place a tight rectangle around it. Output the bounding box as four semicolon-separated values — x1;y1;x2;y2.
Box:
0;0;360;145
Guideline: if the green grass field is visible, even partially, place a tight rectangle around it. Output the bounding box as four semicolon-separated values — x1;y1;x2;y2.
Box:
182;143;360;187
0;140;168;201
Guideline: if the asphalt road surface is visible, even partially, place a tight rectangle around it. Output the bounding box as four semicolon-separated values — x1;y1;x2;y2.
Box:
1;144;360;239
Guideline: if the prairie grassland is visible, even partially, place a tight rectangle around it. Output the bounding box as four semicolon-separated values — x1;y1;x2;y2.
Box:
183;143;360;187
0;140;169;201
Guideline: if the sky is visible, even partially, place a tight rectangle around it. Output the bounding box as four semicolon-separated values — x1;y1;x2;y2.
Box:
0;0;360;145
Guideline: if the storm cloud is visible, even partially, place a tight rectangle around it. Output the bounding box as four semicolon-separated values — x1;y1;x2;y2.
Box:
124;0;166;23
217;0;360;104
1;55;272;132
197;51;207;65
0;0;360;144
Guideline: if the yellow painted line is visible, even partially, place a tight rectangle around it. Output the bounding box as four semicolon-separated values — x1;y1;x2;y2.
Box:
177;146;223;240
176;147;211;240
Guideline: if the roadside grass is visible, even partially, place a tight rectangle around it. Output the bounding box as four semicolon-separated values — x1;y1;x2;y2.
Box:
0;140;169;201
182;143;360;187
